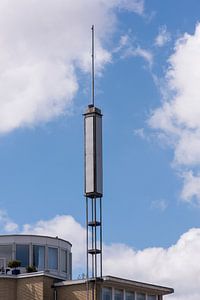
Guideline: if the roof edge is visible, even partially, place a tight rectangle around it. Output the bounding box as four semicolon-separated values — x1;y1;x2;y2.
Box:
54;275;174;295
102;275;174;295
0;234;72;247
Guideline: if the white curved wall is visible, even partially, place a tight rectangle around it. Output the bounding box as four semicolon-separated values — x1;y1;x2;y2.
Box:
0;235;72;279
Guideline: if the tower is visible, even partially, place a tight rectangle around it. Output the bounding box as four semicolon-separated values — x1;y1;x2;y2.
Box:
84;26;103;286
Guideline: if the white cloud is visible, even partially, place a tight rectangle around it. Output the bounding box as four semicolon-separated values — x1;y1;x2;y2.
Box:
0;210;18;232
134;128;145;139
151;199;168;211
181;172;200;204
104;228;200;300
149;23;200;203
108;0;144;14
0;0;143;134
113;31;153;67
155;25;171;47
123;45;153;67
0;212;199;299
133;127;152;142
132;47;153;66
113;34;131;53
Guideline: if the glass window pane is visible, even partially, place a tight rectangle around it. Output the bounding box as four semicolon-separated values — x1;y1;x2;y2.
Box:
126;291;135;300
33;245;45;270
61;250;67;272
0;245;12;267
16;244;29;267
115;289;123;300
48;247;58;270
137;293;145;300
102;287;112;300
148;296;156;300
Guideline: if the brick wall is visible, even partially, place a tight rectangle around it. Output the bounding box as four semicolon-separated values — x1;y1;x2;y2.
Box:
0;278;16;300
57;282;97;300
17;276;44;300
0;275;56;300
43;276;56;300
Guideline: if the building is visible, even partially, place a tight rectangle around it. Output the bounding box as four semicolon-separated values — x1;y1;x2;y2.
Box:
0;272;173;300
0;234;174;300
55;276;174;300
0;235;72;280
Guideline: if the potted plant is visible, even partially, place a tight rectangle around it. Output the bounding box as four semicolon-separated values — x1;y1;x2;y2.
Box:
8;260;21;275
26;265;37;273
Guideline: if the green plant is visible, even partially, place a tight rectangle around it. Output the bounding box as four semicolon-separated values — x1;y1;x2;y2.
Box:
8;260;21;269
26;265;37;273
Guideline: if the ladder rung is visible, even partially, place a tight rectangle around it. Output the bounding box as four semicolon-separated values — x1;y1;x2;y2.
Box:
88;249;101;255
88;221;101;227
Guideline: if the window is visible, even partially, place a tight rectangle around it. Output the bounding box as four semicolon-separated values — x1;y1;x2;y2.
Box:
115;289;123;300
61;250;68;272
48;247;58;270
137;293;145;300
126;291;135;300
16;244;29;267
102;287;112;300
0;245;12;266
148;296;156;300
33;245;45;270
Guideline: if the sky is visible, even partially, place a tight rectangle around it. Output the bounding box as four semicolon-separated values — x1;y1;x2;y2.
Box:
0;0;200;299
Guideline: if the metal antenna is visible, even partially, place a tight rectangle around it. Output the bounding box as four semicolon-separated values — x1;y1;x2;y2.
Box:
91;25;95;106
84;26;103;300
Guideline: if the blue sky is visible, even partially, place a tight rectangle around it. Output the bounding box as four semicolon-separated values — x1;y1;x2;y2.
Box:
0;1;200;299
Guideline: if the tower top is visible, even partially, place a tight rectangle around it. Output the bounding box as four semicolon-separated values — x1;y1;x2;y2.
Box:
84;105;102;117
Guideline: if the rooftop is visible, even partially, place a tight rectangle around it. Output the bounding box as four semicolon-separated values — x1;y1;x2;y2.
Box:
55;275;174;296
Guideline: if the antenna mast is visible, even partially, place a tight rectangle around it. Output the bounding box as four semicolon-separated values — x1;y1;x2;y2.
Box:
84;25;103;300
91;25;95;106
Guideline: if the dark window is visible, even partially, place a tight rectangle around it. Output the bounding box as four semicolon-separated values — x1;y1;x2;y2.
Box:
16;244;29;267
102;287;112;300
33;245;45;270
137;293;145;300
61;250;68;272
126;291;135;300
148;296;156;300
0;245;12;264
115;289;123;300
48;247;58;270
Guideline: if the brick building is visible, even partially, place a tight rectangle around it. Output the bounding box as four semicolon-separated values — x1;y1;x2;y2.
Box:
0;272;173;300
0;234;174;300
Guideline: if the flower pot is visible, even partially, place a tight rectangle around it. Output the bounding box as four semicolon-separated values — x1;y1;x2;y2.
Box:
12;269;20;275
